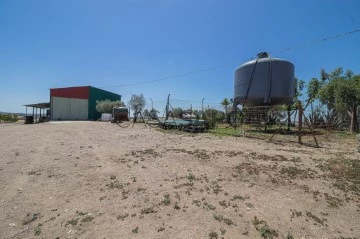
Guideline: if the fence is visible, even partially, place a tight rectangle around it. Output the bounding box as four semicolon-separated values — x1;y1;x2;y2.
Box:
139;96;356;147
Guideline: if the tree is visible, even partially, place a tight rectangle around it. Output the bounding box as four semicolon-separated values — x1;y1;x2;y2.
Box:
317;67;360;132
149;109;159;120
220;98;230;123
171;107;183;118
143;109;150;118
220;98;230;113
96;99;125;114
294;78;305;102
203;108;225;128
129;94;146;113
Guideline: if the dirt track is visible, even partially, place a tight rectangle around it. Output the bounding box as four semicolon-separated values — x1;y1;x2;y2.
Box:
0;122;359;239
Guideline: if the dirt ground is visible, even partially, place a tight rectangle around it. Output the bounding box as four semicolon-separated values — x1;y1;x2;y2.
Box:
0;121;359;239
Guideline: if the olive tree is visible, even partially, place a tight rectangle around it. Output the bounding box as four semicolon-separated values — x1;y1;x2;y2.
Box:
129;94;146;113
96;100;125;114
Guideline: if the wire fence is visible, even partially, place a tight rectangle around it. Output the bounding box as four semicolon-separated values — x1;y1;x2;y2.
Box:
141;97;357;147
125;94;358;147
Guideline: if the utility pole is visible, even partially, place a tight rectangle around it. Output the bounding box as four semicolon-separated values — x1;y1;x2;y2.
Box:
150;98;153;110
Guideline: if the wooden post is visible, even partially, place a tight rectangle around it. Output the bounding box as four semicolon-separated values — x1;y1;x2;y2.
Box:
234;105;237;131
298;102;303;144
287;105;291;131
165;94;170;121
304;116;319;147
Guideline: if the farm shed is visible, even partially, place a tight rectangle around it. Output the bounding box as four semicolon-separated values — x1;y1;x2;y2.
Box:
50;86;121;121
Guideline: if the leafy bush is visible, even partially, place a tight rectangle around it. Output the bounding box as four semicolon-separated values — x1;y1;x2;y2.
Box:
203;109;225;128
0;114;18;123
96;100;125;114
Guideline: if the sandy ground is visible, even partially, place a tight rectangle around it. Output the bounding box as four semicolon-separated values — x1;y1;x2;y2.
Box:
0;121;359;239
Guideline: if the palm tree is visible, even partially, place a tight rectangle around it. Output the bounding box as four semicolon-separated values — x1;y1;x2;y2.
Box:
220;98;230;122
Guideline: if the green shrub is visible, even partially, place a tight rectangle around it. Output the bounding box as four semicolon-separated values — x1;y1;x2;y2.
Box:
0;114;18;123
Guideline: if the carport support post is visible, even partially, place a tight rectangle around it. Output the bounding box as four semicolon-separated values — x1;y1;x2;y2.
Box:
298;102;303;144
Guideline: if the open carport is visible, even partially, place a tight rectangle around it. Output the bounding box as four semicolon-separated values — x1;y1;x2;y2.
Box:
23;102;50;124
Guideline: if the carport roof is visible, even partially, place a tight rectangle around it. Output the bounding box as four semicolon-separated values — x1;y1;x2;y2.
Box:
23;102;50;108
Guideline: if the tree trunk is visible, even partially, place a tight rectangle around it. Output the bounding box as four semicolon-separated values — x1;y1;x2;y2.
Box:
349;106;358;133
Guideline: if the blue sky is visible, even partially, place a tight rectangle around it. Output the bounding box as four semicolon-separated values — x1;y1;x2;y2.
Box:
0;0;359;113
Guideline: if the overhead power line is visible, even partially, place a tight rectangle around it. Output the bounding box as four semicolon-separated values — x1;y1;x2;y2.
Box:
272;28;360;54
100;28;360;89
100;63;231;88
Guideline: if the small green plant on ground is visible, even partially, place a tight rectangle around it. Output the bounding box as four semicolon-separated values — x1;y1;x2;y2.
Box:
324;193;343;208
76;211;88;216
161;194;171;206
22;213;39;225
290;209;302;218
209;231;218;238
211;182;222;195
213;214;235;225
230;195;247;201
187;173;196;182
34;223;42;236
203;202;216;211
287;233;294;239
158;227;165;232
65;218;79;226
316;157;360;196
141;207;157;214
133;149;160;158
81;215;94;223
252;216;278;239
306;211;326;225
218;200;227;207
107;179;124;189
117;213;129;221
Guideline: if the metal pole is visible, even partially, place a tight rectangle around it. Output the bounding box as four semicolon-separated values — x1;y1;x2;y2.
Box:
150;98;153;110
165;94;170;120
202;98;205;119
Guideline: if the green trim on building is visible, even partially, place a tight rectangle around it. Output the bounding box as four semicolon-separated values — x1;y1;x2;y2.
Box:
88;87;121;120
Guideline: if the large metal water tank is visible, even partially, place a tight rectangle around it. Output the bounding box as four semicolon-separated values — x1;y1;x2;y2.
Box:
234;52;295;107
